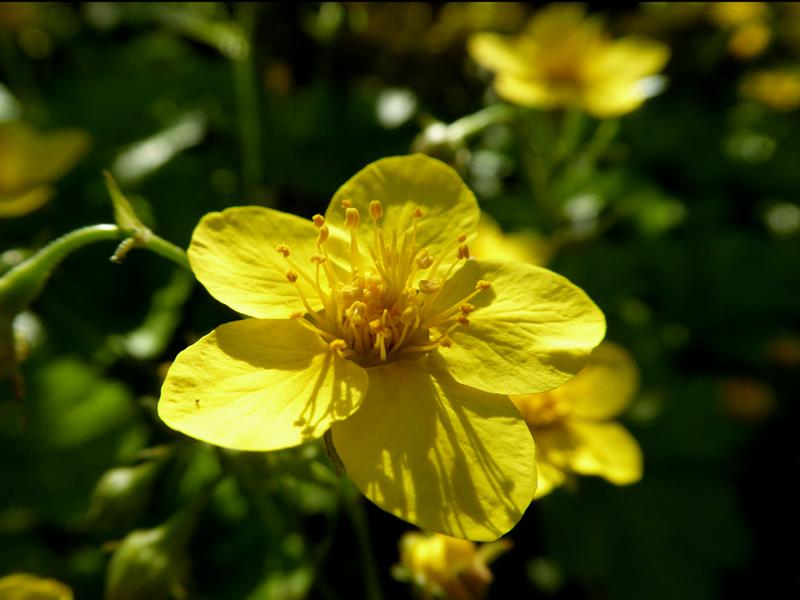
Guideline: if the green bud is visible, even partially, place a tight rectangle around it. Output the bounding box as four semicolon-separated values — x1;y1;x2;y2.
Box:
88;452;168;532
104;523;189;600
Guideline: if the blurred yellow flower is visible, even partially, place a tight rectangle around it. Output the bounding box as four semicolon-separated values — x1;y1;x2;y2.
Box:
740;69;800;111
511;341;642;498
727;21;771;59
159;154;606;540
0;573;73;600
468;4;669;118
708;2;768;28
472;212;553;267
0;121;91;218
396;531;509;600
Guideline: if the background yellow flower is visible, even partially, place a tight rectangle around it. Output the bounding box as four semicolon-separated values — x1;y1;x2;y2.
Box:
0;122;90;218
511;341;642;497
468;4;669;117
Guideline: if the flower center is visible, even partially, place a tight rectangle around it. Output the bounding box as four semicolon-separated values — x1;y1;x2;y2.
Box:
517;391;571;429
277;199;490;366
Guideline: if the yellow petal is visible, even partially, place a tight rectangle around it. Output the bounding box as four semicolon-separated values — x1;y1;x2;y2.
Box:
0;186;54;218
582;38;669;117
188;206;323;318
531;458;566;499
494;74;562;109
433;259;606;395
0;573;73;600
326;155;479;267
159;318;368;451
468;32;530;75
0;123;90;192
332;357;536;541
535;421;643;485
564;341;640;420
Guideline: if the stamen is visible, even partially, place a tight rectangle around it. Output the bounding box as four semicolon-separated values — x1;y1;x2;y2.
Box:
345;207;360;229
312;214;325;228
457;243;470;260
369;200;383;221
418;279;441;294
311;254;327;265
317;225;330;245
276;244;290;257
341;199;353;209
286;271;298;283
460;303;475;314
292;312;335;341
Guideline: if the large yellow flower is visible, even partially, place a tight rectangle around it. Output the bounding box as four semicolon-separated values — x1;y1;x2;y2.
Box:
0;121;90;218
468;4;670;118
158;154;605;540
511;341;642;498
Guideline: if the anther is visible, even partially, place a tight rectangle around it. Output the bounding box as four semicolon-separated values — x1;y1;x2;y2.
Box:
345;207;360;229
286;271;298;283
310;254;327;265
457;243;470;260
369;200;383;221
458;315;470;326
416;250;433;269
317;225;330;245
419;279;442;294
276;243;290;257
439;336;453;348
413;207;424;219
476;280;492;291
457;233;467;243
312;214;325;228
290;311;304;319
341;199;353;209
460;303;475;314
329;339;348;353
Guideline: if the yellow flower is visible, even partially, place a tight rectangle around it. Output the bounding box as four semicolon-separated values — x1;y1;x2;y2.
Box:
0;573;73;600
158;154;605;540
511;341;642;498
468;4;669;118
708;2;768;28
396;531;508;600
472;212;553;267
740;69;800;112
0;121;91;218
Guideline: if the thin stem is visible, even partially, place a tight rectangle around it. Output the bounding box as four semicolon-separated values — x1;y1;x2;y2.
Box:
232;3;264;201
446;104;516;142
343;483;384;600
0;224;190;317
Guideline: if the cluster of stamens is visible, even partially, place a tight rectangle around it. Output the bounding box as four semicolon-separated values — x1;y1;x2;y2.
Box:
275;199;492;365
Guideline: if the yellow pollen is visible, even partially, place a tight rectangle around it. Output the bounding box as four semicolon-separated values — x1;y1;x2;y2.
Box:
413;206;424;219
276;243;290;257
460;303;475;314
341;199;353;209
476;280;492;291
312;214;325;227
458;315;470;326
369;200;383;220
439;336;453;348
345;207;360;229
317;225;330;245
457;233;467;243
286;270;298;283
311;254;327;265
457;243;470;260
419;279;442;294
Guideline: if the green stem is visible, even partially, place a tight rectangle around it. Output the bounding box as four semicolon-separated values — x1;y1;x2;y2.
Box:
446;104;516;142
232;3;264;201
343;484;383;600
0;224;189;317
